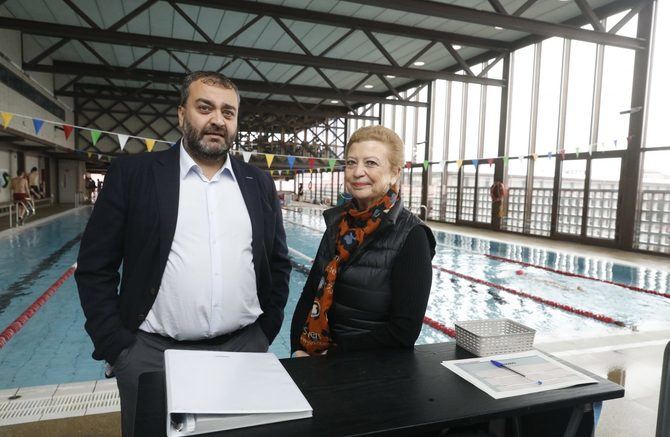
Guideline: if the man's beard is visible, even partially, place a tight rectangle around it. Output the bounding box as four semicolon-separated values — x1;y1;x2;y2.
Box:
182;118;235;162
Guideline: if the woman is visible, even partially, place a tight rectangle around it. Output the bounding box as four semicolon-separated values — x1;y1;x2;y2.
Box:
290;125;436;356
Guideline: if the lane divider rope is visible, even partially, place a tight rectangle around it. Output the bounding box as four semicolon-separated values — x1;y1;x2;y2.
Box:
283;207;667;297
484;253;669;299
284;211;642;328
433;264;627;328
0;264;77;349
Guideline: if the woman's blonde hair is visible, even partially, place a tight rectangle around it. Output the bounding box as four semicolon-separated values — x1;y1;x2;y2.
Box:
345;125;404;171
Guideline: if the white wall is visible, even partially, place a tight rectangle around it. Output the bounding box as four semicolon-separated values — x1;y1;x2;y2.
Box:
57;159;85;203
0;149;11;203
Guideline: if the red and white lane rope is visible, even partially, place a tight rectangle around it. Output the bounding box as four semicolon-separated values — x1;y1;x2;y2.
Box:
0;264;77;348
433;264;627;328
484;253;669;299
283;217;629;329
423;316;457;338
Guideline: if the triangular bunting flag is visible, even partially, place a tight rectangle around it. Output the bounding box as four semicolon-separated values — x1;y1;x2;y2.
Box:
405;161;412;169
265;154;274;168
559;149;566;160
441;160;446;168
287;155;296;170
278;170;282;175
308;169;313;174
328;158;336;171
613;139;618;148
63;125;74;141
90;130;102;146
32;118;44;135
472;159;479;167
548;151;553;160
423;160;429;171
532;153;538;161
87;152;92;158
145;138;155;152
308;157;315;169
97;154;102;160
575;147;580;158
456;159;463;169
503;156;509;166
1;112;12;128
242;151;252;163
487;158;494;166
117;134;129;151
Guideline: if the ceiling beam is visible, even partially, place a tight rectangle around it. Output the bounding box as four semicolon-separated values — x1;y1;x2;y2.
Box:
0;17;505;86
345;0;647;50
67;84;358;118
28;60;431;107
177;0;508;51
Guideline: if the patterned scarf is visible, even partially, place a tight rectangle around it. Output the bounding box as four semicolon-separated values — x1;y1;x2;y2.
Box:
300;185;399;355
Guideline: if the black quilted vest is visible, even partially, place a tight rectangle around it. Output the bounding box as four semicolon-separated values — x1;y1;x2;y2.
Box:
313;201;432;338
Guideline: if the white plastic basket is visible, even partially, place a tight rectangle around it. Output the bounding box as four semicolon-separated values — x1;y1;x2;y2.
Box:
454;318;535;357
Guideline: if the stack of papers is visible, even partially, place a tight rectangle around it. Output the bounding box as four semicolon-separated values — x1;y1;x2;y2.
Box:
165;350;313;436
441;350;597;399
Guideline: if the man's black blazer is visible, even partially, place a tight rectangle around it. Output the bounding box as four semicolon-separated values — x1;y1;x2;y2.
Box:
75;143;291;364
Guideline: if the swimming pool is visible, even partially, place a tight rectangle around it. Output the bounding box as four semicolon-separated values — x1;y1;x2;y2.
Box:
0;206;668;390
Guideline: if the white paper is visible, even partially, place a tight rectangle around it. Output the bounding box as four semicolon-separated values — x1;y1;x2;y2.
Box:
165;350;312;436
442;350;597;399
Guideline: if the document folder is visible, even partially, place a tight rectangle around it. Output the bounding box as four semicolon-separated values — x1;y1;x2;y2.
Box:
164;350;313;436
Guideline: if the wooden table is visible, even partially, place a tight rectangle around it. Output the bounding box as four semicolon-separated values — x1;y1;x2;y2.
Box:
135;342;624;436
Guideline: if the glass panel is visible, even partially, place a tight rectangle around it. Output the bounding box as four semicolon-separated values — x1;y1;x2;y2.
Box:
431;80;448;162
464;84;481;159
502;158;527;232
410;167;423;213
508;45;534;158
557;160;587;235
564;40;596;152
427;164;442;220
598;44;634;151
448;82;463;160
586;158;621;239
645;0;669;149
483;86;501;160
443;163;459;223
535;37;563;155
476;164;494;223
401;167;412;210
635;150;670;253
459;165;476;221
529;158;555;236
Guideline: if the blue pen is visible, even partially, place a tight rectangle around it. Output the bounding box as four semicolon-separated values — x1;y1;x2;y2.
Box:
490;360;543;385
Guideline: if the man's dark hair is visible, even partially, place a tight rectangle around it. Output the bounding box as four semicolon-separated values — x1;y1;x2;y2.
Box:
179;71;240;106
31;167;37;172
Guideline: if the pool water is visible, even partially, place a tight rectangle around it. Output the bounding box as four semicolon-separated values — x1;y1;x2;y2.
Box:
0;206;668;389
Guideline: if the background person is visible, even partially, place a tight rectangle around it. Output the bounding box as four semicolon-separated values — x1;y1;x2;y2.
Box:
10;170;33;225
28;167;42;199
75;71;291;437
290;125;435;356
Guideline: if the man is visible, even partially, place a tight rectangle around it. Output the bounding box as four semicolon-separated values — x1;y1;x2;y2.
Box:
10;170;32;225
28;167;42;199
75;71;291;437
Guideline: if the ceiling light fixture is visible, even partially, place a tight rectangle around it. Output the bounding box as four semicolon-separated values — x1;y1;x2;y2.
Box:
494;26;503;30
364;84;374;89
453;45;462;50
413;61;425;66
330;100;339;104
385;75;396;79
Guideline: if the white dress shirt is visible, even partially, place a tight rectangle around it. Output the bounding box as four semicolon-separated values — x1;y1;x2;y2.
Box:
139;144;262;340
